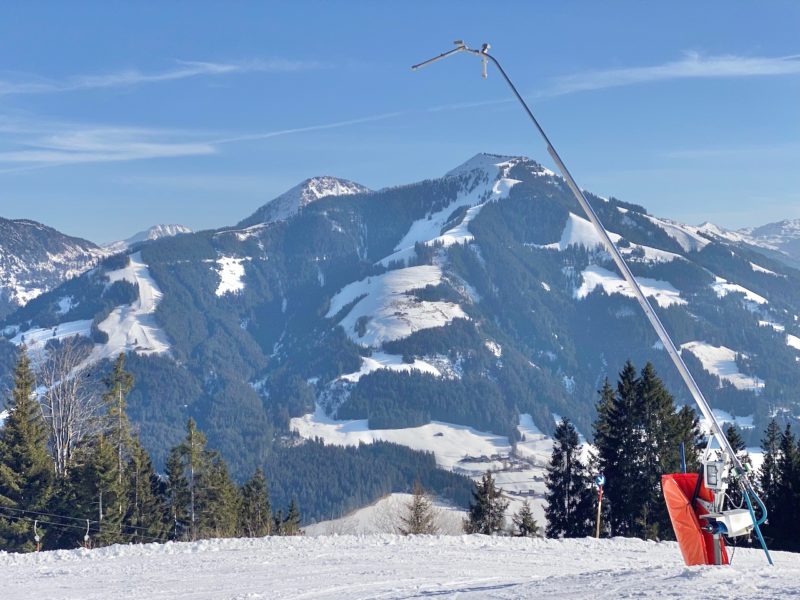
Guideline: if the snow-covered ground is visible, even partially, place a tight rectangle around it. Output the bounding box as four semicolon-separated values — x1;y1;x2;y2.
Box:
575;264;686;308
680;341;764;391
338;351;441;382
326;265;468;347
215;256;247;296
0;535;795;600
11;319;93;349
304;493;466;536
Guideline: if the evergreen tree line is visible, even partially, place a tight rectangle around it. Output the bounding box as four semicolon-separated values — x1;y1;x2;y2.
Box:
543;359;800;553
0;347;301;552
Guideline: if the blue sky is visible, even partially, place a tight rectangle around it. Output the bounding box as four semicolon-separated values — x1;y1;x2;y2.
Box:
0;1;798;242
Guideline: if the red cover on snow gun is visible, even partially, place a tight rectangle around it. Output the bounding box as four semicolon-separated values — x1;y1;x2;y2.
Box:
662;473;729;566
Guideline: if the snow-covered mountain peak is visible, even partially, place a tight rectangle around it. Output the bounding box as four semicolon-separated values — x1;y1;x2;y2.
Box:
445;153;554;180
104;224;192;253
238;176;371;228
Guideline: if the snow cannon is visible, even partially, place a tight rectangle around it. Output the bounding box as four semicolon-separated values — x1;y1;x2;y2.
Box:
663;441;766;566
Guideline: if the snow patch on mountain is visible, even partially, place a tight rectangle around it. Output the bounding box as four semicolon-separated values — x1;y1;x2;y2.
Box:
749;261;780;276
326;265;468;347
644;215;710;252
292;405;510;471
575;265;686;308
787;334;800;351
339;352;441;383
214;256;248;296
535;213;681;264
680;341;764;391
11;319;93;350
712;277;767;306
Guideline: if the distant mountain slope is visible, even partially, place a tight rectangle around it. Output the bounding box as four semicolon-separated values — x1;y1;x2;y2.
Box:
2;154;799;516
0;217;105;319
237;176;371;228
104;224;192;254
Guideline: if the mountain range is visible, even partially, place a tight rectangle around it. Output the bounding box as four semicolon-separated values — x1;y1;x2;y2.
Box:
1;153;799;522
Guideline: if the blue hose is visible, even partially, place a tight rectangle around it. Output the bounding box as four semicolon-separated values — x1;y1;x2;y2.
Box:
743;486;773;565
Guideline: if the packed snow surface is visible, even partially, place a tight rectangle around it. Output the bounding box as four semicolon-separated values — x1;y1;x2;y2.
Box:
575;264;686;308
215;256;247;296
0;535;795;600
326;265;468;347
681;341;764;391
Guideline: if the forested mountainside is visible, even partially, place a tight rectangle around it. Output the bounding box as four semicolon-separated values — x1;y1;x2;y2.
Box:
2;154;799;519
0;217;105;319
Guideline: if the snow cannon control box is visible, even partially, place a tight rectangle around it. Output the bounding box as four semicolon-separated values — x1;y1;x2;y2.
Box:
703;509;754;538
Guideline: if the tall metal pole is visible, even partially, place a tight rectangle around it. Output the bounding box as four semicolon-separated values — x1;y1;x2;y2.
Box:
412;42;773;564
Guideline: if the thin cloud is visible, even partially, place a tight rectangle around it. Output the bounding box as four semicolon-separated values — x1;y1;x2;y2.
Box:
0;58;321;96
0;125;215;171
545;52;800;96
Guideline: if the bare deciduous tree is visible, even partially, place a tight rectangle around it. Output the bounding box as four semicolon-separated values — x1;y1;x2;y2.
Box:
35;337;103;477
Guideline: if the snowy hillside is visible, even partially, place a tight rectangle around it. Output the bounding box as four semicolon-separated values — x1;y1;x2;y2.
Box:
0;217;106;318
0;535;795;599
103;224;192;254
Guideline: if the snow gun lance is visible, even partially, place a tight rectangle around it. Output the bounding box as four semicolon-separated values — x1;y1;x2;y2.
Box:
412;41;773;567
594;474;605;539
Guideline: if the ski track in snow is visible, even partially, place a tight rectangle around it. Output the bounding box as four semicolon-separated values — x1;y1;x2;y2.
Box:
89;251;170;360
0;536;795;600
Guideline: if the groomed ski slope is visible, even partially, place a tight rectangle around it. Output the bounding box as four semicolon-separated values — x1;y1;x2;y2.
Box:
1;535;796;599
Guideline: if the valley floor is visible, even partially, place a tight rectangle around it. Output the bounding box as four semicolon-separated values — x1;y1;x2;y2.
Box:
1;535;797;599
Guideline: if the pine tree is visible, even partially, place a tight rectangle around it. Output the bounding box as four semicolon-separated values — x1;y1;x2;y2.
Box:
593;365;644;537
88;435;127;547
101;354;135;528
399;481;438;535
637;363;687;540
758;419;781;529
281;499;302;536
512;500;539;537
464;471;508;535
167;419;210;541
165;447;190;540
544;418;594;538
239;468;272;537
0;347;53;551
772;424;800;550
197;455;240;539
126;441;167;543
